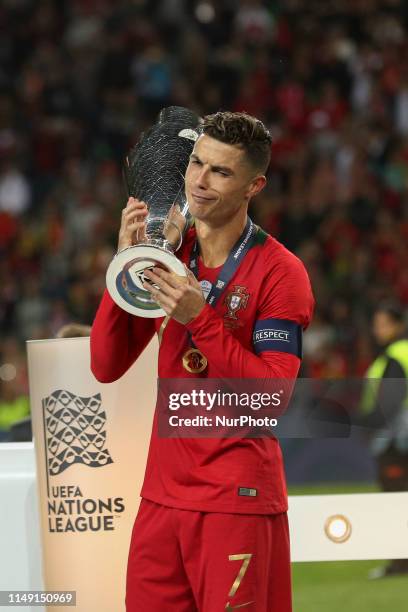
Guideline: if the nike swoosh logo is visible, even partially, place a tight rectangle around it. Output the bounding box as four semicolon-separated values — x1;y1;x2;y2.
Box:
225;601;254;610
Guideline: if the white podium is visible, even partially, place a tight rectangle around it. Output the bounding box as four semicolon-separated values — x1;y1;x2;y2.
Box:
0;442;44;612
26;337;158;612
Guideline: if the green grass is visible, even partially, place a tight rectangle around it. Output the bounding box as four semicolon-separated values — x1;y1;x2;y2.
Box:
292;560;408;612
288;483;408;612
288;482;379;496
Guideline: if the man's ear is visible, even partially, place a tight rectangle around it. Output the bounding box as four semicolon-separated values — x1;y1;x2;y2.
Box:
245;175;266;199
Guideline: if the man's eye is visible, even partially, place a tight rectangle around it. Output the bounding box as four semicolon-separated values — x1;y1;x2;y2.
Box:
191;159;201;165
216;170;228;176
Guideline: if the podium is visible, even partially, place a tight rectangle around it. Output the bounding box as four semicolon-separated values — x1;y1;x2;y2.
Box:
27;337;158;612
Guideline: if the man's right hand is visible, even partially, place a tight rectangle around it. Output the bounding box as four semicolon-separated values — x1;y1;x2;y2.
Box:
118;197;148;252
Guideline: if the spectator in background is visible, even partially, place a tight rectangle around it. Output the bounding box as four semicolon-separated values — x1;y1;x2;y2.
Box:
0;378;30;441
359;302;408;578
0;338;30;441
56;323;91;338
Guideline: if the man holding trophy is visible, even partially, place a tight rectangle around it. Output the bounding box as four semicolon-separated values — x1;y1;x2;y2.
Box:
91;109;314;611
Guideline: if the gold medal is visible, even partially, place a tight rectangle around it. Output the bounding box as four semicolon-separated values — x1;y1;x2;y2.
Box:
182;348;208;373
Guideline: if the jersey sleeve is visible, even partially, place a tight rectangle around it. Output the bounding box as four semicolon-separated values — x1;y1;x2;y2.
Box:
90;289;156;382
253;250;314;356
185;250;314;380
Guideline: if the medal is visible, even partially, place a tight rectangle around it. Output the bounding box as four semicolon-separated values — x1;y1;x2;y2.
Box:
182;348;208;373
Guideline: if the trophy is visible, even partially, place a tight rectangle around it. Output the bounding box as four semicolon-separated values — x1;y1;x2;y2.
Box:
106;106;200;317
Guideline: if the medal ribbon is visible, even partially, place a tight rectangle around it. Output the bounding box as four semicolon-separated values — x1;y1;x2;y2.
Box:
189;216;257;307
183;217;257;372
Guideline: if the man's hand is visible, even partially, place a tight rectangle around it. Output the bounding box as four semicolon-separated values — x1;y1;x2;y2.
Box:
118;197;148;252
143;266;206;325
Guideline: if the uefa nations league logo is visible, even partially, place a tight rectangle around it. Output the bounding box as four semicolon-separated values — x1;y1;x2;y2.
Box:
43;390;113;476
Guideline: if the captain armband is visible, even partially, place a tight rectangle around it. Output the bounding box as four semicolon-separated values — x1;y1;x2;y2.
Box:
252;318;303;358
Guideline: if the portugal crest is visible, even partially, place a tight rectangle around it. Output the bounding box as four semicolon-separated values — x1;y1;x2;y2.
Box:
224;286;249;320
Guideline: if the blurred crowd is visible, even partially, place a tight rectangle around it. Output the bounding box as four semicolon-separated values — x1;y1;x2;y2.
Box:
1;0;408;432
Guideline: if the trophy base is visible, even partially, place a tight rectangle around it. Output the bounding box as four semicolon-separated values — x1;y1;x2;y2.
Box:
106;244;187;318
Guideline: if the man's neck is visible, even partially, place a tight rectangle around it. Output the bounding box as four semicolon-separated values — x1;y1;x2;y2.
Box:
195;212;248;268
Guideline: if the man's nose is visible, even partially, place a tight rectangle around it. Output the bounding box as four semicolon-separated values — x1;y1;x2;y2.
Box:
195;168;210;190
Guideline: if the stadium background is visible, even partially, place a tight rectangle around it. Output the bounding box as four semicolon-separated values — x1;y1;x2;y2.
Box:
0;0;407;609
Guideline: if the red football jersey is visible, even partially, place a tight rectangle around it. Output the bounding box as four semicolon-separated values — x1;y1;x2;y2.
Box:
91;226;314;514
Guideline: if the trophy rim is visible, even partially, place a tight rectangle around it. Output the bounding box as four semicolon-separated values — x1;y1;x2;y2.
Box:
106;244;187;318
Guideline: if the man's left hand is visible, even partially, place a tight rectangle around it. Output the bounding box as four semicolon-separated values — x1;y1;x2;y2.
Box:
143;267;206;325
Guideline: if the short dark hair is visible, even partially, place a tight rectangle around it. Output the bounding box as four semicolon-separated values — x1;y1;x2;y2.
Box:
374;301;405;323
202;111;272;174
56;323;92;338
